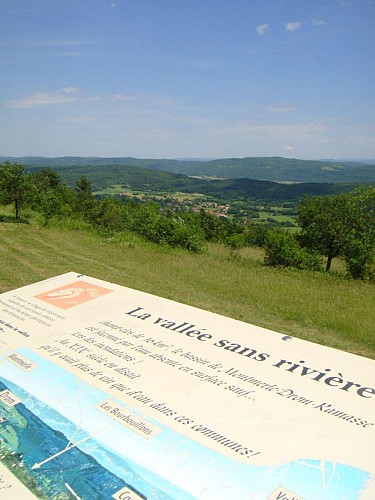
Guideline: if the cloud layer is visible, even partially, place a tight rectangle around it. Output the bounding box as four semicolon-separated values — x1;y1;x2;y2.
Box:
256;24;270;35
7;88;79;108
285;22;303;32
6;88;135;109
256;19;325;35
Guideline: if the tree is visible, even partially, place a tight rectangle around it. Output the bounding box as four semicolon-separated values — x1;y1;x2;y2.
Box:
297;188;375;278
0;162;33;221
244;222;270;247
30;169;75;224
342;187;375;279
33;168;62;190
197;209;225;242
297;194;349;271
75;175;95;217
89;197;128;233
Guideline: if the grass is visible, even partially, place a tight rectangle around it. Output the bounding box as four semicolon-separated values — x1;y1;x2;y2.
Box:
1;211;374;359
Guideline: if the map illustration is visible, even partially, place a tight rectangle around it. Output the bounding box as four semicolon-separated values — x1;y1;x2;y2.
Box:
0;348;372;499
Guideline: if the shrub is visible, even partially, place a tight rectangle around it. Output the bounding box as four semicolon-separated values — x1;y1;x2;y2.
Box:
89;198;128;233
344;240;375;280
264;231;322;271
244;223;270;247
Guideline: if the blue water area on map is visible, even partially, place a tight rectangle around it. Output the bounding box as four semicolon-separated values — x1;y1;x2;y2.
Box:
0;378;182;499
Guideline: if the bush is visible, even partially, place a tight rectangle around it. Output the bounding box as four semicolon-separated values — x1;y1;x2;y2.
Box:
197;209;225;242
264;231;323;271
244;223;270;247
89;198;128;233
224;233;246;251
148;215;206;253
344;240;375;280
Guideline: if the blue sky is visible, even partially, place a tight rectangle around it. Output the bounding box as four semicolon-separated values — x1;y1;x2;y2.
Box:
1;0;374;159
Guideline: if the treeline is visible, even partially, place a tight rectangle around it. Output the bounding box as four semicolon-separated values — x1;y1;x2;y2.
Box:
0;162;374;280
0;162;240;253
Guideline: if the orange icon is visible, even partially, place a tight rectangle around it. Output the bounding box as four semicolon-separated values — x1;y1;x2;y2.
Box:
35;281;113;309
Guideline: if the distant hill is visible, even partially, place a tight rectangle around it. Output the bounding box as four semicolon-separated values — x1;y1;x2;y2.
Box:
1;155;375;183
19;162;361;202
197;157;375;183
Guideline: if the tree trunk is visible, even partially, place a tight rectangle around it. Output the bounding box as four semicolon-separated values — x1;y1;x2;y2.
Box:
15;199;20;221
326;254;333;271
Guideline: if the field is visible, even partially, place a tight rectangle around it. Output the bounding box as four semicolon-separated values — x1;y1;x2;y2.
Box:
1;213;374;360
95;185;206;202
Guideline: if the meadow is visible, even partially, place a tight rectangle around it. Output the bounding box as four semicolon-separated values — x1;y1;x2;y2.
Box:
1;212;374;360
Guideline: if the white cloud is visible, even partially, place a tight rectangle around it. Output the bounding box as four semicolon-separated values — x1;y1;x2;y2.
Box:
7;88;79;108
284;145;294;151
285;22;303;32
256;24;270;35
312;18;326;26
6;89;137;109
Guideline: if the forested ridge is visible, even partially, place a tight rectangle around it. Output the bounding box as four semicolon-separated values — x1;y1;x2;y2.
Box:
2;155;375;184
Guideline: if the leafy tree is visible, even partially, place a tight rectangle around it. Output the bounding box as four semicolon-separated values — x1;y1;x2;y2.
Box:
33;168;62;190
0;162;33;221
89;197;128;233
197;209;225;242
244;222;270;247
75;175;95;217
297;188;375;278
30;169;76;224
342;187;375;279
297;194;349;271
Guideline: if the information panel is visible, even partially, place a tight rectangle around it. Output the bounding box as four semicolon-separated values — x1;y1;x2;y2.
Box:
0;272;374;499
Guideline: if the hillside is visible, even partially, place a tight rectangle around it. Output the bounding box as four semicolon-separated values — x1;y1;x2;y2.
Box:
0;218;374;359
178;157;375;183
2;156;375;184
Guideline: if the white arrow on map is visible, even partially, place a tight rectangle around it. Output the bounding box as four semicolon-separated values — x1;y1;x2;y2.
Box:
65;482;81;500
31;426;109;470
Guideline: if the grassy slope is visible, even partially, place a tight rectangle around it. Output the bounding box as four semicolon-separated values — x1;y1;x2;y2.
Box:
1;217;374;359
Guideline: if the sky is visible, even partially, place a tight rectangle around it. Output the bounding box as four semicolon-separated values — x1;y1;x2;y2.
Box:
0;0;374;159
